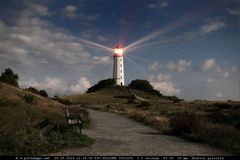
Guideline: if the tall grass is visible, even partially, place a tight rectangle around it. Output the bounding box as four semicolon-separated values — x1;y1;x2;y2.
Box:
0;103;93;155
169;113;240;154
0;82;93;156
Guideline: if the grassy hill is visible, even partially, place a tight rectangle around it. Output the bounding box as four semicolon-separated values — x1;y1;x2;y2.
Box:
62;85;240;154
0;82;93;156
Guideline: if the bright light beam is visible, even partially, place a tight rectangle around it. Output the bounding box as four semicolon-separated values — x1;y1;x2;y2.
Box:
124;12;200;51
126;54;152;63
126;38;173;53
124;56;149;76
78;38;113;52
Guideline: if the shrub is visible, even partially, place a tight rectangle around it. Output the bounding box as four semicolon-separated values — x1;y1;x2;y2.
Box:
129;79;162;96
39;90;48;97
87;78;114;93
23;94;35;104
0;68;19;87
25;87;48;98
169;113;240;154
53;97;71;105
197;122;240;154
163;96;183;103
136;101;151;108
169;113;199;135
209;111;240;129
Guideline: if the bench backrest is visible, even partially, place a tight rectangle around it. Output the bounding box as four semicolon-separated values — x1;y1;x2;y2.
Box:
65;109;82;125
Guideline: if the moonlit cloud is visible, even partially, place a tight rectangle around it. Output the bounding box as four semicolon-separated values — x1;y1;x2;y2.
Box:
62;5;78;19
201;59;230;78
149;61;160;71
216;92;223;98
206;78;215;83
20;76;91;95
148;0;169;9
149;73;180;96
20;77;68;96
70;77;91;93
23;1;51;17
201;19;227;34
227;8;240;16
93;56;111;65
201;58;216;71
166;60;191;72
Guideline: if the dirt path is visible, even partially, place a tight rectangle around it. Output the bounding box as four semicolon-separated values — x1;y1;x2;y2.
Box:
49;109;230;156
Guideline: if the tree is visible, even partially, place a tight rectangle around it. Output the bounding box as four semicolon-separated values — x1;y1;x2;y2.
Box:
129;79;162;97
0;68;19;87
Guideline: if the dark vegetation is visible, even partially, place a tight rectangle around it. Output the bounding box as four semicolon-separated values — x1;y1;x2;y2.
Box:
25;87;48;97
129;79;162;97
0;68;19;87
87;78;115;93
162;95;184;103
169;113;240;153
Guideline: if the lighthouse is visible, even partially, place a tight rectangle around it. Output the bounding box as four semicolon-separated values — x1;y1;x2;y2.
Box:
113;43;124;86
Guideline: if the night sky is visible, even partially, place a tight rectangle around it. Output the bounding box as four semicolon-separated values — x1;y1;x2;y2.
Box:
0;0;239;100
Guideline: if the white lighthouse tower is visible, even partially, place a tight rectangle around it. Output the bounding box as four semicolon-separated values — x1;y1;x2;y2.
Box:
113;43;124;86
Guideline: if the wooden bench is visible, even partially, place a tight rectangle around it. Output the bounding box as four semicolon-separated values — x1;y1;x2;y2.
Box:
65;109;83;134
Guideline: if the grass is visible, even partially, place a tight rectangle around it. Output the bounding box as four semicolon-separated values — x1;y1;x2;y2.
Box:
0;82;93;156
62;85;240;154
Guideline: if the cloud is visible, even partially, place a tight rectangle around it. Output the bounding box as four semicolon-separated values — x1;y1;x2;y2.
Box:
201;58;230;78
79;13;100;21
227;8;240;16
96;35;108;42
20;76;91;95
216;92;223;98
201;58;216;71
201;19;226;34
118;19;130;25
93;56;111;65
166;60;191;72
148;0;169;9
231;66;237;72
0;3;107;74
62;5;78;19
70;77;91;93
23;1;51;17
149;73;180;96
20;77;68;96
149;61;160;71
206;78;215;83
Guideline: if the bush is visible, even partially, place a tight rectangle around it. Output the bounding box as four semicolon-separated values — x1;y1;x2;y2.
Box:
209;111;240;129
163;96;183;103
169;113;199;135
129;79;162;96
39;90;48;97
169;113;240;154
136;101;151;108
87;78;114;93
25;87;48;98
0;68;19;87
23;94;35;104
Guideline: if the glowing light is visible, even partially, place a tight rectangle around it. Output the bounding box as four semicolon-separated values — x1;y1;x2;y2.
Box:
114;48;123;54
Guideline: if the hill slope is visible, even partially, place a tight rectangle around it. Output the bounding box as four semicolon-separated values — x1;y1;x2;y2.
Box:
0;82;93;156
